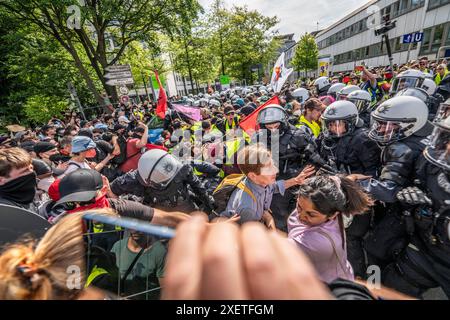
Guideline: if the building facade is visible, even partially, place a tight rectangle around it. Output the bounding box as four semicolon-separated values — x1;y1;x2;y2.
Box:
315;0;450;73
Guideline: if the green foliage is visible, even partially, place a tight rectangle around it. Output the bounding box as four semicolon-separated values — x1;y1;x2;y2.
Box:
291;33;319;74
23;95;70;124
208;3;279;82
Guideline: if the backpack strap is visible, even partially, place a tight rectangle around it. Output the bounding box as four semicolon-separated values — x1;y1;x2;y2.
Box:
67;161;83;169
236;179;256;203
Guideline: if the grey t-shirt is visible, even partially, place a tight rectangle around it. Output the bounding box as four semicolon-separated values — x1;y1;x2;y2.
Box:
222;178;285;223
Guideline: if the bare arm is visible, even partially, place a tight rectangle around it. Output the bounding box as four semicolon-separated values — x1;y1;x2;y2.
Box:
151;209;190;228
135;122;149;149
354;280;416;300
284;165;316;189
94;154;114;172
362;66;377;87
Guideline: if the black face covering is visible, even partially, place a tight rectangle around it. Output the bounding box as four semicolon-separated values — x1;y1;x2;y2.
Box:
131;233;156;249
0;172;37;205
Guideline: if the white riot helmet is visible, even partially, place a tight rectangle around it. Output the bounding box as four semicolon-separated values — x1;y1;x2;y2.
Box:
327;83;346;99
369;96;428;145
259;90;268;96
390;69;426;95
209;99;221;108
257;104;289;127
395;87;429;103
347;90;372;114
193;100;200;107
321;101;363;138
421;78;437;96
259;85;267;92
314;76;330;92
137;149;182;189
292;88;310;104
337;85;360;101
199;98;209;107
185;98;195;106
424;106;450;171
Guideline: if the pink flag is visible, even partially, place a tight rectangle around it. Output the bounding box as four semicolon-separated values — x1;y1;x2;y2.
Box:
172;104;202;121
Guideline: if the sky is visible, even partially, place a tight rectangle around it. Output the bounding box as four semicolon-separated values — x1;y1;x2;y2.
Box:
198;0;372;40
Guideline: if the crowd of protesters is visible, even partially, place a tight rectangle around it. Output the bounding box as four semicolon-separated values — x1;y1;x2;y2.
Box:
0;54;449;300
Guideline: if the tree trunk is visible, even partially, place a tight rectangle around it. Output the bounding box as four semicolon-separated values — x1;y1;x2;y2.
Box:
183;39;195;95
65;42;104;108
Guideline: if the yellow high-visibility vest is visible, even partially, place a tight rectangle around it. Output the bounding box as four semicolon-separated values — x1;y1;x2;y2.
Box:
85;265;108;287
296;115;321;138
435;69;449;85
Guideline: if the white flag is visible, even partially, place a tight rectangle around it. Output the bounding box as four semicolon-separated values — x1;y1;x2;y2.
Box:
270;52;293;93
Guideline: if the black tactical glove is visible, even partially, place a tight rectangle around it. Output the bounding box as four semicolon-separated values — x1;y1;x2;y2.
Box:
396;186;433;206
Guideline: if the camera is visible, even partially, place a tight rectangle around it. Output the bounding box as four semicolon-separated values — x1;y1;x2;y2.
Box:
374;14;396;36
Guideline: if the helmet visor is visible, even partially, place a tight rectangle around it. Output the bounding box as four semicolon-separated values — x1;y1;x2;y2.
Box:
336;93;348;101
434;102;450;123
348;98;369;113
258;107;286;125
424;126;450;171
323;119;349;138
391;77;420;94
369;119;402;144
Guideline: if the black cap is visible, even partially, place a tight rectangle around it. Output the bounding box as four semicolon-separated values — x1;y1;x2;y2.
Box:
134;127;145;134
55;169;103;206
20;140;36;153
41;124;54;133
33;142;56;155
32;159;53;178
78;128;93;139
114;123;127;131
239;106;255;116
224;106;235;115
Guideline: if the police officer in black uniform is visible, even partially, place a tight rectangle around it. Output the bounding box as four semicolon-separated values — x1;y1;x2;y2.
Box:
252;104;329;231
110;149;215;213
381;100;450;298
319;100;381;277
346;90;374;128
362;96;434;270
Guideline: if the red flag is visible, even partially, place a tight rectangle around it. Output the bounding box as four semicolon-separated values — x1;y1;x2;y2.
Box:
239;96;280;135
154;70;167;119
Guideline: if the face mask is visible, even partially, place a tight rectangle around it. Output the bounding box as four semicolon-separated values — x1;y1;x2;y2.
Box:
85;148;97;158
37;176;55;193
0;172;37;205
131;233;155;249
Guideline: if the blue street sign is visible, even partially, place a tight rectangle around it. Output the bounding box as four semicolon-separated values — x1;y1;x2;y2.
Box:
402;32;423;44
403;34;412;44
414;32;423;42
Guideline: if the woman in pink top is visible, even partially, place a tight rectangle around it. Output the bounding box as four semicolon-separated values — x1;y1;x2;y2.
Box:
288;175;373;283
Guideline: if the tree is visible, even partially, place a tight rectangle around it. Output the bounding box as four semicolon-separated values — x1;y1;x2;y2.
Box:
291;33;319;78
0;0;202;107
167;18;218;94
219;6;279;83
0;11;96;125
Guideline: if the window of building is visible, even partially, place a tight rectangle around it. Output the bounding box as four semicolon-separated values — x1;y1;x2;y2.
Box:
446;22;450;45
428;0;441;9
432;23;444;52
354;48;361;60
410;0;421;9
392;1;400;17
399;0;407;13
